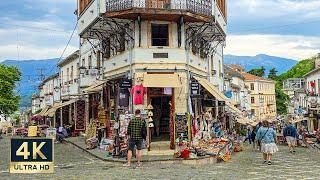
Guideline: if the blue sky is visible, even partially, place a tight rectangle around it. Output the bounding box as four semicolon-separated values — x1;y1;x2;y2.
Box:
0;0;319;61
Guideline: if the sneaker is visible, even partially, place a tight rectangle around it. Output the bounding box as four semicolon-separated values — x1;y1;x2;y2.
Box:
263;160;267;164
123;163;131;167
268;161;272;165
293;150;296;153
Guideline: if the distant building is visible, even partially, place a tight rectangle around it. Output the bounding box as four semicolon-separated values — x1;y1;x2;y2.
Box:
229;65;277;120
58;50;80;101
282;78;305;114
303;57;320;131
224;65;251;113
31;94;41;114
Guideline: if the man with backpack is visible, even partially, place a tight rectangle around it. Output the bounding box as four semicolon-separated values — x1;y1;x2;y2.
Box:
283;119;297;153
124;109;147;167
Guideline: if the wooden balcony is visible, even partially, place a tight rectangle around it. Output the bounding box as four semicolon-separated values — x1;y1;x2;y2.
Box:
105;0;216;22
79;0;93;15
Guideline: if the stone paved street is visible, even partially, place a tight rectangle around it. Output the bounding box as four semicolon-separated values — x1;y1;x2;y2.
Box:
1;136;319;180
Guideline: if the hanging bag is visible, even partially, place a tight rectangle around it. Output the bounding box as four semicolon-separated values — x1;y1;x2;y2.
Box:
141;121;147;140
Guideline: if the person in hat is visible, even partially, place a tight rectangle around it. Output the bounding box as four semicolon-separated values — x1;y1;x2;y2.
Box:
283;119;297;153
124;109;147;167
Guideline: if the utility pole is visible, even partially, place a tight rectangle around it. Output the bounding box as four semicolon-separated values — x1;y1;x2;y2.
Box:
37;68;46;81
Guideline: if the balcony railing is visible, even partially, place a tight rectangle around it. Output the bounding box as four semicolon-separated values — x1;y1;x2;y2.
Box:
106;0;212;17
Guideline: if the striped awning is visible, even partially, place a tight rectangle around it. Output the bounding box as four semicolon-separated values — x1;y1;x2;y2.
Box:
44;99;77;117
37;107;49;116
194;77;243;117
82;80;106;94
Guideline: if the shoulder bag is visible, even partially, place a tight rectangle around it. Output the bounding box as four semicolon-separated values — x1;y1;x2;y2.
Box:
258;128;269;145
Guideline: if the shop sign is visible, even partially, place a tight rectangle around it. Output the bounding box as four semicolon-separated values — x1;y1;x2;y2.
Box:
218;101;226;106
120;79;132;88
191;81;200;96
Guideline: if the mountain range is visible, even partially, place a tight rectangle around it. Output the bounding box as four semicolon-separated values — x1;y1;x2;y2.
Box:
1;54;297;108
1;58;60;108
224;54;297;75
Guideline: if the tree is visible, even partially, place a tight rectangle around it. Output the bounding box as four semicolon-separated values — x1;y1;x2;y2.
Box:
268;68;278;80
12;113;21;125
275;82;288;115
0;64;21;115
248;66;265;77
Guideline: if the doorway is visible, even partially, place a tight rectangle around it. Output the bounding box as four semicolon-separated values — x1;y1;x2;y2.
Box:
148;88;173;142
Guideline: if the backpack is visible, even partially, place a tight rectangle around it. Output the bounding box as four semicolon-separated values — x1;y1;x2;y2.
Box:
286;127;292;136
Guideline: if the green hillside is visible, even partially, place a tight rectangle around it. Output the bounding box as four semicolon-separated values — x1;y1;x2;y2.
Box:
275;57;315;114
277;58;315;82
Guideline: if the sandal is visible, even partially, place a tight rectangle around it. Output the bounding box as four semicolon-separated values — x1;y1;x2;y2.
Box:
123;163;131;167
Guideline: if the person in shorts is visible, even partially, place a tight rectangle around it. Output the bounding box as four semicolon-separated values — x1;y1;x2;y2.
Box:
124;109;146;167
283;119;297;153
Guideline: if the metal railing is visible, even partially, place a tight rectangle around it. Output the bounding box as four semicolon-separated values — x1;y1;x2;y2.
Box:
106;0;212;16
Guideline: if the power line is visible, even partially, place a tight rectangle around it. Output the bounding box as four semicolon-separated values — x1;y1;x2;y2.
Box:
47;22;78;75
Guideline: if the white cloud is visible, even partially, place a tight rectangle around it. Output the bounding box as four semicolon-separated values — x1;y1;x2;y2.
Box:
0;19;78;61
0;44;78;61
230;0;320;20
225;34;320;60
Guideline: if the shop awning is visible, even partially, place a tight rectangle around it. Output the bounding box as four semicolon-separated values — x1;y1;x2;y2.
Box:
237;118;250;125
44;99;77;117
309;107;320;111
248;121;260;127
82;80;106;94
37;107;49;116
143;73;182;88
194;77;243;117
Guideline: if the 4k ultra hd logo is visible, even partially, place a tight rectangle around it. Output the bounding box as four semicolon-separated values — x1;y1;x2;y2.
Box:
10;138;54;173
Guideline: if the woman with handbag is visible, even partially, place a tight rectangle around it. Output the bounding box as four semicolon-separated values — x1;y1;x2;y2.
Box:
256;120;278;165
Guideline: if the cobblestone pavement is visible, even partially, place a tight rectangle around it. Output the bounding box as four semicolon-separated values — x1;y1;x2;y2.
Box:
1;136;319;180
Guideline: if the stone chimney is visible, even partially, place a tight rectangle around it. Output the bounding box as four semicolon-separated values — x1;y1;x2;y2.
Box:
316;53;320;69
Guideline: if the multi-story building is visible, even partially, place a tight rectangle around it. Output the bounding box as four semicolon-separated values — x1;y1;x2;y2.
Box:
58;50;80;100
282;78;305;114
228;65;277;120
76;0;241;149
31;94;41;114
244;73;277;120
41;74;60;107
78;0;228;110
224;65;250;113
303;56;320;131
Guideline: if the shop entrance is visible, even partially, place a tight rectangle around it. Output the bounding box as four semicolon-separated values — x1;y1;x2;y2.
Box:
148;88;173;143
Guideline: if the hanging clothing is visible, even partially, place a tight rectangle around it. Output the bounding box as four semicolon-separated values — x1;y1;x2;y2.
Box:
119;89;130;107
188;96;194;117
164;87;172;95
132;84;147;105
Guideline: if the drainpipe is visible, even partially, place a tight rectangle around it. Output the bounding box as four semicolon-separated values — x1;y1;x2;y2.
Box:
183;17;191;113
129;24;134;113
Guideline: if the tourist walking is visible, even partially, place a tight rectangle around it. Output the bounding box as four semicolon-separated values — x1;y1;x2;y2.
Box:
244;126;252;144
124;109;147;167
251;127;257;150
256;122;262;151
256;120;278;165
283;119;297;153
